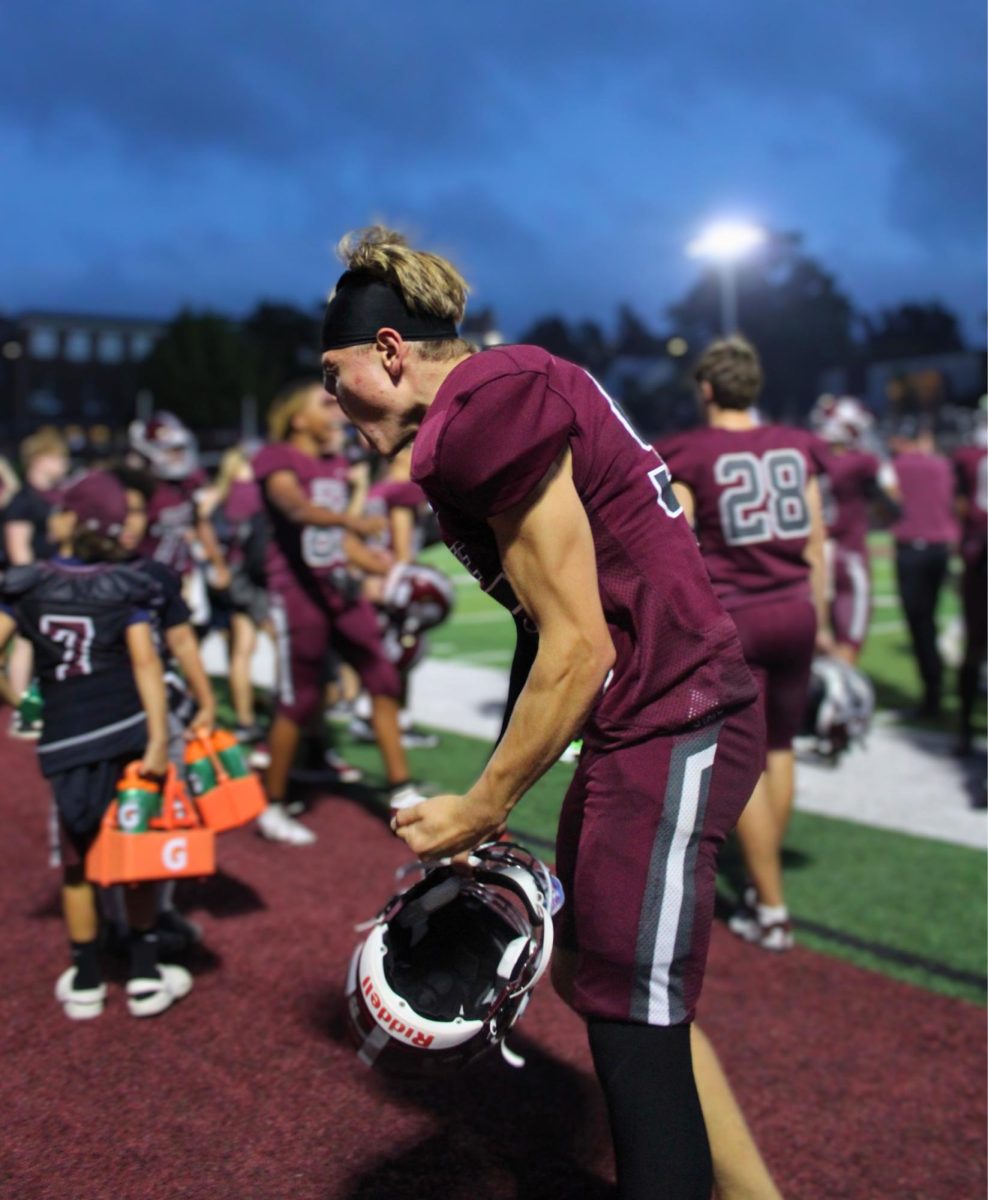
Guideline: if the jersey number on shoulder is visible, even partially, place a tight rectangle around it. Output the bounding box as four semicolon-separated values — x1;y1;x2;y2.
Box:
39;614;95;680
586;372;682;518
714;450;810;545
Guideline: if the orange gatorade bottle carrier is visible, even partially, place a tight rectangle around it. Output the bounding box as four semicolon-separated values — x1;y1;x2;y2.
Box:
183;730;266;833
85;763;215;887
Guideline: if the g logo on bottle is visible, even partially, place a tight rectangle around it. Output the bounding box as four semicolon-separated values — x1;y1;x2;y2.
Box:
162;837;188;872
118;800;141;831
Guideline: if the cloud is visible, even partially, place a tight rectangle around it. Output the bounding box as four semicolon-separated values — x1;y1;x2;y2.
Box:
1;0;982;336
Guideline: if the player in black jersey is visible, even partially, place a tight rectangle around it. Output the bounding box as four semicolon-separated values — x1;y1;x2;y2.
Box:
0;471;194;1019
95;468;217;954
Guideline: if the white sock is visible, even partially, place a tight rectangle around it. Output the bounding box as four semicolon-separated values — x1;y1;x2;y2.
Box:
757;903;789;925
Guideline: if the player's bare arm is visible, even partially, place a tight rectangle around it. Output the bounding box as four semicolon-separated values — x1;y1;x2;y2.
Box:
342;532;392;576
0;609;22;708
126;621;170;777
195;512;231;591
265;468;385;536
393;449;615;860
388;506;415;565
4;521;34;566
803;475;833;653
164;623;216;736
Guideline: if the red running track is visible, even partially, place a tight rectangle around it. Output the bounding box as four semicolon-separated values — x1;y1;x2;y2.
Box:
0;731;984;1200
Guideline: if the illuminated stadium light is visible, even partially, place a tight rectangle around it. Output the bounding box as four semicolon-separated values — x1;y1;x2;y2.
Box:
686;220;766;263
666;337;689;358
686;220;766;334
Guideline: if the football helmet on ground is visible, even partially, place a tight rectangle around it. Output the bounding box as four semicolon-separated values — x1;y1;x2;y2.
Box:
128;412;199;481
800;656;875;763
345;842;560;1075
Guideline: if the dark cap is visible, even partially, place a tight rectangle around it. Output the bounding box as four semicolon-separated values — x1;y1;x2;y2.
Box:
60;471;128;537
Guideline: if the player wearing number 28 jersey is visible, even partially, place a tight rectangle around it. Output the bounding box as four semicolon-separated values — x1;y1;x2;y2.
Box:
656;337;830;953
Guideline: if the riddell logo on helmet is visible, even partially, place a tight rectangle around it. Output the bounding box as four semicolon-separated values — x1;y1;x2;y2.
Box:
362;976;434;1047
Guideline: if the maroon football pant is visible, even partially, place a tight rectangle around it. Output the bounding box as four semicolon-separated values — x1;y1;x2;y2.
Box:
730;597;816;750
555;699;763;1026
269;587;400;724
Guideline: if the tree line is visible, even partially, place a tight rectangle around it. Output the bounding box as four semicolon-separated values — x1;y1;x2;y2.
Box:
139;231;972;435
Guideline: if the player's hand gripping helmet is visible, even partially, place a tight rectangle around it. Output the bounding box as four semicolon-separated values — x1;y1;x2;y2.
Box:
128;411;199;481
801;656;875;763
345;842;560;1075
382;563;455;636
811;395;873;447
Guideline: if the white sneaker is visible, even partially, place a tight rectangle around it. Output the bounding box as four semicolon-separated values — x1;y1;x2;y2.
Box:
727;908;761;943
325;749;364;783
248;743;272;770
54;967;107;1021
257;802;317;845
126;964;194;1017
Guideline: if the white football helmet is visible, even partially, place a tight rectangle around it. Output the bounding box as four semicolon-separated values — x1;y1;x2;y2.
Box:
811;395;873;446
382;563;455;636
801;656;875;762
128;411;199;481
345;842;560;1075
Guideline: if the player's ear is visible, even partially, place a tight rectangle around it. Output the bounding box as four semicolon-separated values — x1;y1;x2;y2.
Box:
375;328;405;383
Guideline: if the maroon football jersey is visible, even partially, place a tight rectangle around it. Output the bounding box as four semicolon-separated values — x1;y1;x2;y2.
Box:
657;425;827;611
137;472;206;575
823;449;881;555
253;443;351;594
892;452;958;545
411;346;756;744
953;445;988;558
364;479;428;554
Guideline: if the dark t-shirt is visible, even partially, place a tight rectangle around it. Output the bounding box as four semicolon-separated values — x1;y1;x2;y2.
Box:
657;425;827;611
1;560;158;774
411;345;756;746
4;484;58;562
252;444;351;600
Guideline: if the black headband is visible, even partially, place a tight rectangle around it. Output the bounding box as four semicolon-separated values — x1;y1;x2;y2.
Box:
321;271;458;351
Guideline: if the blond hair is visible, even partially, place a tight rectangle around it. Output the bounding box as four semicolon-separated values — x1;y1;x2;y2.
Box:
20;427;68;469
335;225;473;361
267;379;324;442
693;336;764;410
212;445;250;505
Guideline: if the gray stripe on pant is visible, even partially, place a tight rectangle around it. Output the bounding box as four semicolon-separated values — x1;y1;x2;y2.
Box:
630;720;721;1025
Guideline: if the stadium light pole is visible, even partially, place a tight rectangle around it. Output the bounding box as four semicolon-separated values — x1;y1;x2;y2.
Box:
686;221;766;335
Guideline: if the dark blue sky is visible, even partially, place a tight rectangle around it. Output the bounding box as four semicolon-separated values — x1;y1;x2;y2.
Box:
3;0;985;340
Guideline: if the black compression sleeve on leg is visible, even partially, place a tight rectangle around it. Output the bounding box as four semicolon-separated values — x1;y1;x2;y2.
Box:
588;1019;712;1200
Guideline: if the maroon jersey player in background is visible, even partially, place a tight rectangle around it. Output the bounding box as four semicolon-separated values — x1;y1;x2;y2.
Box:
252;382;424;845
320;226;783;1200
889;420;959;721
952;404;987;757
657;336;830;954
811;394;901;665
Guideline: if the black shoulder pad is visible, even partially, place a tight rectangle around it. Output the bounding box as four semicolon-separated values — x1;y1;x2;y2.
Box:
0;563;47;599
133;558;183;599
